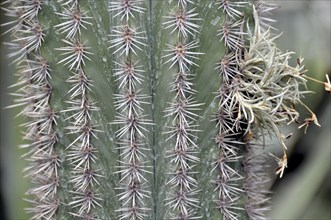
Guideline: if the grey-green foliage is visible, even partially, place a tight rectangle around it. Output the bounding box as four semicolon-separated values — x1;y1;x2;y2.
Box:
3;0;325;219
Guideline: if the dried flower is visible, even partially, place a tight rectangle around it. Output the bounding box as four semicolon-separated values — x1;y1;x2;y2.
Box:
325;74;331;93
302;73;331;94
298;113;321;134
269;153;287;178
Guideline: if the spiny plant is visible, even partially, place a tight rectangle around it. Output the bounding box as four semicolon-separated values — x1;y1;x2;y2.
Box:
2;0;330;219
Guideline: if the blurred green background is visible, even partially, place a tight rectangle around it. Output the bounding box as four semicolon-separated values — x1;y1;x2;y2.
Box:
0;0;330;219
267;1;331;220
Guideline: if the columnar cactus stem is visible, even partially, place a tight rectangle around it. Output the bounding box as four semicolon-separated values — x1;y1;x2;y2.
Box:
2;0;327;219
162;1;203;219
243;143;270;220
3;0;60;219
23;57;60;219
56;0;102;218
109;1;151;219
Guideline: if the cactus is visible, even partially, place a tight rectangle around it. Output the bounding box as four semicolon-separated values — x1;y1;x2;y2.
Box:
2;0;329;219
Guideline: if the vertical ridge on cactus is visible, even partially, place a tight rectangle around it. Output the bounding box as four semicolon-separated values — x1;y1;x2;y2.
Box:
2;0;61;219
243;143;271;220
55;0;103;218
109;1;151;219
2;0;328;219
212;1;247;219
162;1;203;219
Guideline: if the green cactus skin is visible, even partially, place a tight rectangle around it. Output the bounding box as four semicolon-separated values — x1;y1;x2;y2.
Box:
2;0;324;219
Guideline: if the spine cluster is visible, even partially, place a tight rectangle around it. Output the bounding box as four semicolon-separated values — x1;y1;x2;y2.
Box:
3;0;59;219
162;0;202;219
55;0;102;218
109;1;151;219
